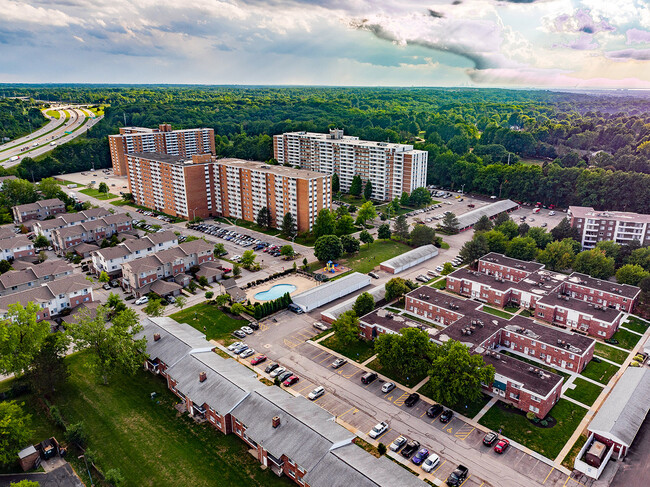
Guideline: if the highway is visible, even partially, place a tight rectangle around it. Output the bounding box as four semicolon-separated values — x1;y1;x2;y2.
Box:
0;105;104;167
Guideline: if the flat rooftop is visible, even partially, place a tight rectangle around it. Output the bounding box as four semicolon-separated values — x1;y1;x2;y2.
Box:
483;352;563;397
216;158;329;179
569;206;650;224
538;293;624;324
480;253;545;274
360;308;432;335
280;130;419;152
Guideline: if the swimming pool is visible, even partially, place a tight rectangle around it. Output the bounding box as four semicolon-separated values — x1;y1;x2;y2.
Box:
254;283;297;301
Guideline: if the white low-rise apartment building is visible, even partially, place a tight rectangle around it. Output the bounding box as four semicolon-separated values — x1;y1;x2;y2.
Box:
569;206;650;249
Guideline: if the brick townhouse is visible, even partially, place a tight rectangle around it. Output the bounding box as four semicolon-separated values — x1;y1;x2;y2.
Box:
138;317;428;487
0;260;74;296
33;207;112;240
0;274;94;321
445;253;640;339
51;213;133;252
0;235;35;261
12;198;66;223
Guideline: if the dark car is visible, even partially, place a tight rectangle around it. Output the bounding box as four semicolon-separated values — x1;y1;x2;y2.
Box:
404;393;420;407
278;371;293;382
494;438;510;454
483;431;498;446
446;465;468;486
265;363;279;374
248;322;260;330
411;448;429;466
426;404;443;418
360;372;378;384
439;409;454;423
400;440;420;459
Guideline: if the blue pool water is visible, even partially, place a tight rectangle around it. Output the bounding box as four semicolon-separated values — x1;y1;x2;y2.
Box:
254;283;297;301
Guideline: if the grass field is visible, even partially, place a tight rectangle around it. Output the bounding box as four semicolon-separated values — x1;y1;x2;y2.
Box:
431;278;446;290
13;352;291;487
170;303;247;342
562;434;589;470
342;240;411;274
417;381;491;419
80;187;120;200
580;359;619;384
481;306;514;319
610;328;642;350
594;343;629;364
623;316;650;334
479;399;587;459
564;377;603;406
321;334;375;363
45;109;61;119
366;358;426;388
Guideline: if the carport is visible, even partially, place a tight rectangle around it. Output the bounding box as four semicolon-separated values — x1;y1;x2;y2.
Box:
292;272;370;312
456;199;519;232
379;244;438;274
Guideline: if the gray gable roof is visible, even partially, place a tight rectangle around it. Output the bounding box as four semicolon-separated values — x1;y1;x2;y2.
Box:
589;367;650;447
136;317;212;368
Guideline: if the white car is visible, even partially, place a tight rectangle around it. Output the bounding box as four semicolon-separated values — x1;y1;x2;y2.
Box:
135;296;149;305
389;436;407;451
232;255;242;262
369;421;389;439
381;382;396;393
307;386;325;400
228;341;244;351
270;366;286;378
435;265;443;272
549;211;556;216
313;322;329;331
240;326;254;335
422;453;441;473
240;348;255;358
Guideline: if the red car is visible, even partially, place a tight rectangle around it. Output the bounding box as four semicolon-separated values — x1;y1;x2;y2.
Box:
494;438;510;454
283;375;299;387
250;355;267;366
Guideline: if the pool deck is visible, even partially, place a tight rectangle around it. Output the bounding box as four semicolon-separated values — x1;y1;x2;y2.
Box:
246;275;318;304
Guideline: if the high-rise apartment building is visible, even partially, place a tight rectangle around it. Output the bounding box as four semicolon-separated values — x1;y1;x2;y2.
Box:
126;154;331;233
568;206;650;249
273;129;428;201
109;124;215;175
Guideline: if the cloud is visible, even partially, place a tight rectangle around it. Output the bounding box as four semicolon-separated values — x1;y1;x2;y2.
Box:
550;9;615;34
606;48;650;60
556;33;600;50
626;28;650;44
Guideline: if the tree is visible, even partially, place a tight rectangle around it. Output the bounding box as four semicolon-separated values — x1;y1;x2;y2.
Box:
214;294;230;307
213;243;226;256
506;236;538;261
483;230;509;253
106;292;126;314
67;306;145;384
280;245;295;258
240;250;256;269
526;227;553;249
518;222;530;236
385;277;410;302
628;247;650;271
335;215;356;236
0;402;33;466
616;264;650;286
360;230;374;247
198;276;209;287
336;204;349;217
281;212;297;238
595;240;621;262
363;180;373;200
356;201;377;227
441;262;454;275
473;215;493;233
377;224;391;240
427;339;495;408
536;239;576;271
33;234;49;248
28;332;69;397
332;173;340;193
98;182;109;196
256;206;271;228
38;251;47;263
400;191;410;207
38;177;62;200
332;310;360;346
314;235;343;262
99;271;110;283
232;264;242;278
459;234;489;265
341;235;360;254
0;260;11;274
377;443;387;456
10;481;40;487
375;328;434;379
0;303;50;376
143;298;164;317
393;214;410;240
573;249;616;279
439;212;460;234
409;187;432;207
551;217;580;241
65;422;87;447
349;175;363;197
410;224;436;247
188;280;198;293
495;220;518;240
105;469;125;487
174;296;187;310
493;212;510;227
353;292;375;317
313;209;336;238
205;291;214;300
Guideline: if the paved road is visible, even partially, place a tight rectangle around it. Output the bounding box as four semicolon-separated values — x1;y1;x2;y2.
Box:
0;109;65;150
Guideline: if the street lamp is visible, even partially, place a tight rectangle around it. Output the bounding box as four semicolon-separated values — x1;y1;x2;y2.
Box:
192;207;199;221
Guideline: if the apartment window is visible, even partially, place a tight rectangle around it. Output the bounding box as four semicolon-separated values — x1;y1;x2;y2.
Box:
541;344;546;350
529;405;540;414
531;395;541;403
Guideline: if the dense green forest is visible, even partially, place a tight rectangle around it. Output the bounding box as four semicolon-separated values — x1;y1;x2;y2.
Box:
1;86;650;212
0;98;47;142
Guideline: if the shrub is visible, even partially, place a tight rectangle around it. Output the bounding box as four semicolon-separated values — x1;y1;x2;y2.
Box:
65;421;87;447
377;443;387;456
49;405;66;428
105;468;125;487
526;411;536;421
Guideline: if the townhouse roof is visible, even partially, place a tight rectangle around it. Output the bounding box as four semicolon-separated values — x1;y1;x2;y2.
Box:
0;286;53;312
360;308;428;335
122;255;162;274
153;246;187;262
216;158;329;180
566;272;640;300
537;293;623;324
0;235;33;249
483;352;563;398
101;213;131;225
0;260;72;290
35;215;81;231
480;252;544;274
145;230;178;246
13;198;65;213
304;443;429;487
61;301;102;324
92;245;130;261
589;367;650;447
231;387;354;471
0;175;17;184
79;207;112;219
569;206;650;224
46;274;91;296
178;238;213;254
456;200;519;230
53;225;91;239
0;226;17;239
195;261;222;279
146;279;182;296
71;242;101;255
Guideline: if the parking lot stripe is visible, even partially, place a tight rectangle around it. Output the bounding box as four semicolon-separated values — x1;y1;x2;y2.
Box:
375;428;391;441
313;350;326;359
283;338;298;348
313;392;327;403
342;369;360;379
319;354;333;364
454;426;474;440
459;474;471;486
542;468;554;484
433;460;446;474
338;407;355;418
394;392;409;406
420;410;428;418
294;383;312;393
440;418;455;432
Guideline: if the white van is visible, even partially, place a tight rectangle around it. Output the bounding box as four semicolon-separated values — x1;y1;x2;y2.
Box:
9;156;18;162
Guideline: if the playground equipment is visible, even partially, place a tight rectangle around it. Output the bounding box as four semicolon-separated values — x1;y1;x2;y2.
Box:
325;261;342;273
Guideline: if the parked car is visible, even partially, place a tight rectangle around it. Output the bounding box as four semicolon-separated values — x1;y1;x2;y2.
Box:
270;366;286;378
277;370;293;382
427;270;439;277
494;438;510;454
331;358;347;369
389;436;407;452
240;326;254;335
102;283;111;290
233;344;249;354
360;372;378;384
283;375;299;387
313;322;329;331
240;348;255;359
232;330;246;339
422;454;440;473
435;265;443;272
227;341;243;351
381;382;396;393
308;386;325;400
368;272;379;279
288;303;303;314
426;404;443;418
404;393;420;407
440;409;454;423
411;448;429;466
166;295;176;304
482;431;498;446
265;363;279;373
400;440;420;458
135;296;149;305
248;322;260;330
549;211;556;216
416;274;429;283
250;355;267;365
368;421;389;439
446;465;469;486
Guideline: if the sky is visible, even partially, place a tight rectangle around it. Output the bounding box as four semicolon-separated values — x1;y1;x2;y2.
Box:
1;0;650;88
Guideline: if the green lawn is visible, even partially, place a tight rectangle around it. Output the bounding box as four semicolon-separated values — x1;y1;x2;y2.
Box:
499;351;570;380
623;316;650;334
594;342;629;364
8;352;291;487
610;328;642;350
366;358;426;388
170;303;247;342
45;109;60;119
342;240;412;274
520;309;533;317
563;377;603;407
418;381;491;419
321;334;375;363
431;278;447;290
580;359;619;384
479;399;587;459
80;187;120;199
562;434;589;470
504;305;520;313
481;306;514;320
